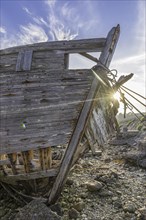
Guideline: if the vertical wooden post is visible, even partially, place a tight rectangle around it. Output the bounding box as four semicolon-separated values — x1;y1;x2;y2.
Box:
7;153;18;175
22;150;33;173
39;147;52;170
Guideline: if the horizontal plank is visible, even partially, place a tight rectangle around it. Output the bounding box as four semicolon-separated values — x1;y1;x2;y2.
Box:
0;69;93;84
0;134;70;154
0;168;58;182
0;38;106;55
1;106;80;120
0;159;11;166
1;118;75;133
0;93;87;110
0;52;64;72
0;84;91;99
0;100;84;114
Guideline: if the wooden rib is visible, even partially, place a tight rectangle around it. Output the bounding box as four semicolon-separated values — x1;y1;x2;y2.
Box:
39;148;45;170
0;159;11;166
0;168;58;182
39;147;52;170
47;147;52;169
7;153;18;175
21;151;33;173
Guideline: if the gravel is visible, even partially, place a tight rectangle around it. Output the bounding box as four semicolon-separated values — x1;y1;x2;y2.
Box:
0;130;146;219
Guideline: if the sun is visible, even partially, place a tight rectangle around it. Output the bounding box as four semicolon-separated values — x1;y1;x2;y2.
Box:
113;92;121;101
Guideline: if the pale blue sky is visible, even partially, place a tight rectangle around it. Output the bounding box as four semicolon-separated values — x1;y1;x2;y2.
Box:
0;0;145;113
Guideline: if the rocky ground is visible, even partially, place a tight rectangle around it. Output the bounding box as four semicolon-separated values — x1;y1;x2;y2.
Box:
0;116;146;220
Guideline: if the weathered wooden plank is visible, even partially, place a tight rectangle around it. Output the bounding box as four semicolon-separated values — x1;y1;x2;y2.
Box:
0;121;74;138
0;86;90;98
23;50;33;71
0;38;106;55
0;109;80;124
0;134;69;154
16;51;25;71
0;69;93;79
0;168;58;182
64;53;69;69
0;58;64;73
99;24;120;67
39;147;52;170
21;150;33;173
0;119;78;133
79;52;99;63
0;106;81;120
0;101;84;115
0;159;11;166
0;81;92;93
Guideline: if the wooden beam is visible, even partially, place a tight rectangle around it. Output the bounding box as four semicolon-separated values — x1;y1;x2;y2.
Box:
64;54;69;69
0;38;106;55
99;24;120;67
79;52;99;63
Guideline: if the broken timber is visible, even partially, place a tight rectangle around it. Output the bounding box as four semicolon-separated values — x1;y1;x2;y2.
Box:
0;25;123;204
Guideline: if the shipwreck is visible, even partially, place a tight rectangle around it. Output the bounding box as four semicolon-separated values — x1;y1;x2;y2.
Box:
0;25;135;204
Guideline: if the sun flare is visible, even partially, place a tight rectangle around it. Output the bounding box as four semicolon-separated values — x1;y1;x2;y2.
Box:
113;92;121;101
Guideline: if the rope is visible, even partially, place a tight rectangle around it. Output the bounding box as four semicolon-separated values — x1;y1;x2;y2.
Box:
120;87;146;107
126;104;142;121
123;96;145;118
121;85;146;100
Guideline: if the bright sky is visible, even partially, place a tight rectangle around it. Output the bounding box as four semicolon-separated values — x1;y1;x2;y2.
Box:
0;0;146;114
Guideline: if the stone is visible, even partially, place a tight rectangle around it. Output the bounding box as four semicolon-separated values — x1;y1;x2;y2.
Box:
99;190;113;197
68;208;79;219
138;207;146;219
86;181;103;192
66;178;74;186
94;151;102;157
80;192;88;199
73;201;85;212
123;202;136;213
50;203;63;216
113;200;123;209
15;200;61;220
139;159;146;168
